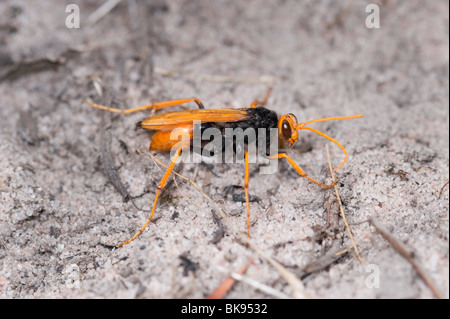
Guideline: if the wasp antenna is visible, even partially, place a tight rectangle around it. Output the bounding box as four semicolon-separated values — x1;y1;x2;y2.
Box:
296;114;364;129
297;126;348;172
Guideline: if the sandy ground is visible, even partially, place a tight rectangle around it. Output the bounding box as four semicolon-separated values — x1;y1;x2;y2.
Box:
0;0;448;299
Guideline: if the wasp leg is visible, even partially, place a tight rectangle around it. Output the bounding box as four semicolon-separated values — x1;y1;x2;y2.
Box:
118;147;183;247
84;98;204;114
243;151;251;236
269;153;336;188
250;87;272;108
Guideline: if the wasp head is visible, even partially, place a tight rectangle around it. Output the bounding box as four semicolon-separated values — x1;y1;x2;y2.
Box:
278;114;299;148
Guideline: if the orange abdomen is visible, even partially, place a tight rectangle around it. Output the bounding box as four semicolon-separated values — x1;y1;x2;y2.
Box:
150;124;194;151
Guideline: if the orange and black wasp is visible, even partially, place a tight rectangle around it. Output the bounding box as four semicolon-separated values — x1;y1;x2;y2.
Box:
85;89;363;247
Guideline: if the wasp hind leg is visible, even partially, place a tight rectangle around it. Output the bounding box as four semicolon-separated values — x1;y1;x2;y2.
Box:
84;97;205;115
118;146;183;247
243;151;252;236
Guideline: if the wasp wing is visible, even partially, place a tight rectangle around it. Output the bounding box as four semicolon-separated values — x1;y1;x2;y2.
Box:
139;108;250;130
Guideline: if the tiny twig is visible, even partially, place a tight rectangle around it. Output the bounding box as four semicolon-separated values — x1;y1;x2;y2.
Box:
301;241;348;278
209;210;224;244
369;216;443;299
326;145;363;264
100;127;132;203
47;210;63;229
0;235;9;250
230;272;290;299
384;168;410;181
87;0;122;26
97;94;144;211
93;89;153;215
208;259;253;299
171;175;200;210
438;181;449;199
88;76;103;97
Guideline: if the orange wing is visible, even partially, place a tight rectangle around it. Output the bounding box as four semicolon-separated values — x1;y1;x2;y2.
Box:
139;108;250;130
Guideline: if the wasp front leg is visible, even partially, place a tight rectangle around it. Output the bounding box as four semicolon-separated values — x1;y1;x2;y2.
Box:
118;146;184;247
269;153;336;188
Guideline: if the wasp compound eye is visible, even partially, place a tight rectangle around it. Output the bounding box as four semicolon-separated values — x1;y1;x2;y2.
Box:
281;119;292;140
